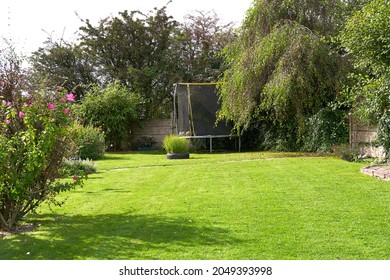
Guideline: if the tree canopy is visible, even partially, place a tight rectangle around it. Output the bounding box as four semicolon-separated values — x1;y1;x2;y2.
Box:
340;0;390;123
31;6;234;119
218;0;348;150
177;10;235;82
340;0;390;153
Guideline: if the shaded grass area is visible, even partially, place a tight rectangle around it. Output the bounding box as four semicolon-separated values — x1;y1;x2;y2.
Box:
1;152;390;259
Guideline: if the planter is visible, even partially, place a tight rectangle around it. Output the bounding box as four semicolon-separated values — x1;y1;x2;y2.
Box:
166;153;190;160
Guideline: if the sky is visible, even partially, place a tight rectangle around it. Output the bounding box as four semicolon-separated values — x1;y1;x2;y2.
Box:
1;0;253;55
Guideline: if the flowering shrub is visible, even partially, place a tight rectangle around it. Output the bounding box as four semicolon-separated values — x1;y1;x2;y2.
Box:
0;85;85;231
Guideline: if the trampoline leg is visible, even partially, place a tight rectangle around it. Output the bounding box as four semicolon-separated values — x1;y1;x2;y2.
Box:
210;137;213;153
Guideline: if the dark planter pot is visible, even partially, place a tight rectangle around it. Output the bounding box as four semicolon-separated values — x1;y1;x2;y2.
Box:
166;153;190;160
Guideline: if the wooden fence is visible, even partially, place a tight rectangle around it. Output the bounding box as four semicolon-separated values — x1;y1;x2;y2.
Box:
349;118;385;158
133;119;173;148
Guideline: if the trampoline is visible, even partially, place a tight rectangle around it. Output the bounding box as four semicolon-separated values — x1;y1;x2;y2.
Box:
172;82;240;152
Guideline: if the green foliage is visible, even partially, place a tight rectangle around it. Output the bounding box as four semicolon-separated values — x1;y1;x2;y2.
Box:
177;10;235;82
29;7;234;119
0;45;84;230
78;7;179;117
218;0;346;149
61;158;97;177
340;0;390;125
70;124;105;160
30;40;96;100
301;108;349;153
376;111;390;156
80;81;141;151
341;0;390;72
162;135;189;154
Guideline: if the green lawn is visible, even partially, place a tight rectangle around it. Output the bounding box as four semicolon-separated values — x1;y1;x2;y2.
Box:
1;151;390;260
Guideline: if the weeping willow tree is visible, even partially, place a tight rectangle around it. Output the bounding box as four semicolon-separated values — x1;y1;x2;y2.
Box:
218;0;350;150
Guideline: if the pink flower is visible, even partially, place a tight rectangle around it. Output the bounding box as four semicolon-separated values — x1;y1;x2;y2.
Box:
5;119;11;125
19;111;25;118
51;118;56;122
64;108;70;114
57;86;62;91
48;103;55;110
72;175;78;180
66;93;75;102
7;101;12;107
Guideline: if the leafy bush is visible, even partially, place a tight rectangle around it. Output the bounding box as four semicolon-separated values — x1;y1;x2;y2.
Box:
80;81;141;151
376;111;390;157
71;124;105;160
163;135;189;154
61;159;97;176
302;108;349;153
0;81;84;230
241;107;349;153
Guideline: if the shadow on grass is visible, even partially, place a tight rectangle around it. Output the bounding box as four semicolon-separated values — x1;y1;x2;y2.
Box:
1;213;238;260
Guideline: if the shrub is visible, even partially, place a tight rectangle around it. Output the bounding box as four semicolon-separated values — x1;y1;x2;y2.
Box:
163;135;189;154
80;81;141;151
0;84;84;230
61;159;97;176
71;124;105;160
254;107;349;152
376;111;390;158
302;108;349;153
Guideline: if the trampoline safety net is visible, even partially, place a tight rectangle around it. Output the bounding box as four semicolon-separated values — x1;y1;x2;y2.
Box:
173;83;232;136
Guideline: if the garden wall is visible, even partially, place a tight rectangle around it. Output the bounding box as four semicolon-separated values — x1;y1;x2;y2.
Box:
350;118;385;158
133;119;173;148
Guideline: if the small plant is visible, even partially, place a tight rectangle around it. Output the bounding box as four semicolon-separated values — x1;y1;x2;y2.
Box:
332;144;359;162
162;135;189;154
61;159;97;177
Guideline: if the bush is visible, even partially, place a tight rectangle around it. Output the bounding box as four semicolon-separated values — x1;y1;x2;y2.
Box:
163;135;189;154
0;83;84;230
80;81;141;151
252;107;349;153
376;111;390;157
61;159;97;176
71;124;105;160
302;108;349;153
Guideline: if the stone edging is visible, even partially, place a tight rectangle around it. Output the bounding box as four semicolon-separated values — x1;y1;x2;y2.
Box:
361;165;390;180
